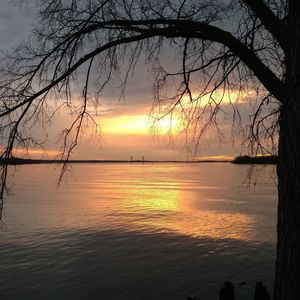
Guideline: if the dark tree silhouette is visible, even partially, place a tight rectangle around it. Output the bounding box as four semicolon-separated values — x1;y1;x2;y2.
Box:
0;1;298;299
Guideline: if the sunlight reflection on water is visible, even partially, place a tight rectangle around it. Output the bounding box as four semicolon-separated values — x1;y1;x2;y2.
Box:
0;163;277;300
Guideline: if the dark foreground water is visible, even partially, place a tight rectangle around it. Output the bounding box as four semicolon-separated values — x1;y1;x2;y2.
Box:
0;163;277;299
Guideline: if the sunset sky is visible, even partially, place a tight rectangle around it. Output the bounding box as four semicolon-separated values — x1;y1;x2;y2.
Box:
0;1;254;161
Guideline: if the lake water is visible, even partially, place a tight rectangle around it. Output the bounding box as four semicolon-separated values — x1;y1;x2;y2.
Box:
0;163;277;300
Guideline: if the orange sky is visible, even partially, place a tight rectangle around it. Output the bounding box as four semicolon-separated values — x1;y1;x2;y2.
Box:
0;3;258;161
11;88;257;161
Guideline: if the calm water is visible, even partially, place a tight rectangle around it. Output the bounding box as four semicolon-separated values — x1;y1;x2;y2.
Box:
0;163;277;300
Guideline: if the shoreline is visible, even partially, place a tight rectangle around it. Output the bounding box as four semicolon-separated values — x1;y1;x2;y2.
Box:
0;158;232;165
0;155;278;165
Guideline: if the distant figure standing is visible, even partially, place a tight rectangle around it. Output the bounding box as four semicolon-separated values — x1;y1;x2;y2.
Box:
254;282;270;300
219;281;234;300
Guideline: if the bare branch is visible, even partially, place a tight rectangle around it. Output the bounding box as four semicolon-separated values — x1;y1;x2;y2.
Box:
242;0;288;51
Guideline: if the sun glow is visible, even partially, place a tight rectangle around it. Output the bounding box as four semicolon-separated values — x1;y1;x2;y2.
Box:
12;147;60;158
95;89;254;138
180;89;255;108
99;114;182;136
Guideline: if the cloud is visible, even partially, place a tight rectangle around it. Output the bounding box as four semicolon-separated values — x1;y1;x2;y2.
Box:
0;1;36;50
0;4;278;160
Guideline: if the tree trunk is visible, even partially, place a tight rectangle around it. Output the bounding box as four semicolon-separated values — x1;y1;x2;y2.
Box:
275;96;300;300
275;2;300;299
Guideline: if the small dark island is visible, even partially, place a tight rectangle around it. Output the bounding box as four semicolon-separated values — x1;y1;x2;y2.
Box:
232;155;278;165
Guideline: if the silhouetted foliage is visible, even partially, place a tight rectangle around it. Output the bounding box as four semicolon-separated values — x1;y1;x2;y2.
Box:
219;281;235;300
254;282;271;300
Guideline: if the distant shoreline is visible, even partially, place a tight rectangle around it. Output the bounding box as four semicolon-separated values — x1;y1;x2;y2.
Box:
0;157;232;165
0;155;278;165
